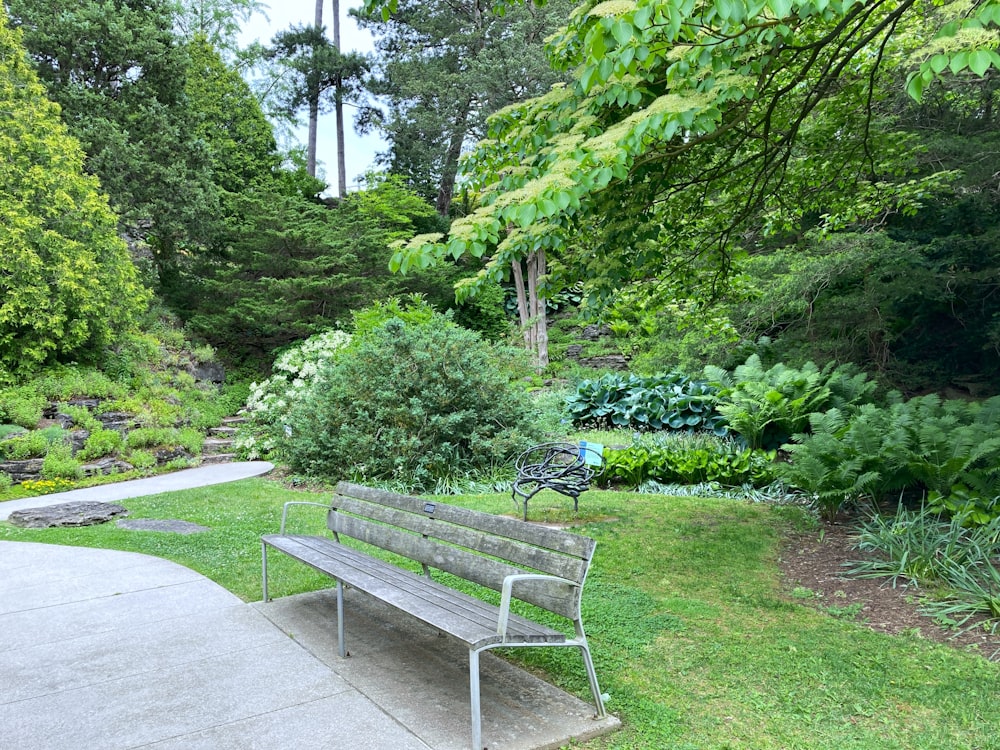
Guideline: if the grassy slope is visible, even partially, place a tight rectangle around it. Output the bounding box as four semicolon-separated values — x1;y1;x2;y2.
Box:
2;479;997;749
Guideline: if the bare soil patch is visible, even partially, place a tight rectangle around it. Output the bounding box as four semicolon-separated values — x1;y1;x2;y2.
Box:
778;521;1000;661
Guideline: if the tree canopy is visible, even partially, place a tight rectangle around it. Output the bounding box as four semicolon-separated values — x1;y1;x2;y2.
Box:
355;0;574;215
0;8;149;377
379;0;1000;307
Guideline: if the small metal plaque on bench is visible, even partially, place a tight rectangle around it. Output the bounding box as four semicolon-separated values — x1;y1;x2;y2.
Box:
423;502;436;515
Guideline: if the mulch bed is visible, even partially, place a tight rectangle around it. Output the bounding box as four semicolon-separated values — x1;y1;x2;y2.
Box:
777;520;1000;661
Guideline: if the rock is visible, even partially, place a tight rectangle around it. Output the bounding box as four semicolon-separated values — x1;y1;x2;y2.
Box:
581;324;612;340
154;447;192;464
117;518;209;534
49;412;77;429
188;361;225;384
8;501;128;528
95;412;139;432
578;354;629;370
565;344;584;359
0;459;44;482
68;429;90;454
80;458;134;477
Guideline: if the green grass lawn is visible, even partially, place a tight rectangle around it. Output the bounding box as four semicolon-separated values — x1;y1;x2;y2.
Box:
2;478;997;749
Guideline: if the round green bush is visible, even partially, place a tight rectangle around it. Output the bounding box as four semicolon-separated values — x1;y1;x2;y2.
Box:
285;315;541;490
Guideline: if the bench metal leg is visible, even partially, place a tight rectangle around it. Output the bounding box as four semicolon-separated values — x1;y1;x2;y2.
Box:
261;541;269;602
578;642;607;718
469;648;482;750
336;580;346;658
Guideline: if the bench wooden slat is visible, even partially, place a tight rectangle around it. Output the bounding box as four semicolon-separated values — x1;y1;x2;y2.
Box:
328;513;581;620
336;482;596;559
329;495;589;583
263;534;565;647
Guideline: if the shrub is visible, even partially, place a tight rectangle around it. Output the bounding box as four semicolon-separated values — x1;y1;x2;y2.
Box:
0;429;63;459
34;366;122;400
41;442;82;480
58;404;102;432
285;314;541;490
126;449;156;470
0;472;11;491
705;355;877;450
566;372;726;434
0;385;46;429
77;428;125;461
0;424;27;440
451;281;512;342
236;328;353;460
601;432;775;489
125;426;203;454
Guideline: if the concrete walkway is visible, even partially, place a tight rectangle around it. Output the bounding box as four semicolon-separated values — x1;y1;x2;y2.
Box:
0;467;620;749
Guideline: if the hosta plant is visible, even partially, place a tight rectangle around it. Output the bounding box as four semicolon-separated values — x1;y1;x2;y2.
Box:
566;372;726;434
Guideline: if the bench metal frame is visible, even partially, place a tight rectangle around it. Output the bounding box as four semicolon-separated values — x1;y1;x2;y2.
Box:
261;482;607;750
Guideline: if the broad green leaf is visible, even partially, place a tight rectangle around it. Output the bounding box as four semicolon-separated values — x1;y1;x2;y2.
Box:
949;50;970;74
968;49;993;77
768;0;792;16
517;203;538;228
929;54;949;74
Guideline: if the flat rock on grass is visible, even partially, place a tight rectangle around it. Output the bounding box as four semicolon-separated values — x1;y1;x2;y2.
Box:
8;501;129;529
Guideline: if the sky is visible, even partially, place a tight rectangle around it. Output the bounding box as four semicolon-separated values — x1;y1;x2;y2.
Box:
239;2;385;195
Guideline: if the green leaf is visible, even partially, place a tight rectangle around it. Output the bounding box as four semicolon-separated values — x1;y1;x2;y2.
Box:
968;49;993;77
517;203;538;228
906;70;925;102
611;20;633;46
929;54;949;74
949;50;970;75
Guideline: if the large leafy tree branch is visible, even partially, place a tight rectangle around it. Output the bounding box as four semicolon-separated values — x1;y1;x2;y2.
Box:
376;0;997;320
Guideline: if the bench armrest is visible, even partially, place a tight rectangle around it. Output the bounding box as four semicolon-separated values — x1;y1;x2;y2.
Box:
497;573;579;638
279;501;330;534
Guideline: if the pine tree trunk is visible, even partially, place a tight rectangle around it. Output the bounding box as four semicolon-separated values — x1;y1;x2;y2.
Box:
307;0;324;178
435;99;471;216
332;0;347;196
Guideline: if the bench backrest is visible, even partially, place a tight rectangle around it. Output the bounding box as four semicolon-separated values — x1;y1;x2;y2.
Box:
327;482;596;621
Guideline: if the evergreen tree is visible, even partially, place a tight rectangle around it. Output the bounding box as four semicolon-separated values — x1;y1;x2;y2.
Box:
356;0;573;215
0;9;149;378
6;0;222;292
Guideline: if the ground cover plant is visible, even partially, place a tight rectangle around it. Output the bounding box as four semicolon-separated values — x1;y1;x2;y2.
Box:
2;478;997;749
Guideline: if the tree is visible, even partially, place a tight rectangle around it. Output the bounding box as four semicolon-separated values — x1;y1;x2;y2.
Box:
6;0;223;292
171;0;265;54
0;9;149;377
184;34;281;196
355;0;573;215
183;175;443;363
371;0;1000;367
269;23;370;192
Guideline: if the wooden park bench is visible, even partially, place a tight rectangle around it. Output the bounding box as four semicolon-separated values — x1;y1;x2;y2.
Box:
261;481;607;750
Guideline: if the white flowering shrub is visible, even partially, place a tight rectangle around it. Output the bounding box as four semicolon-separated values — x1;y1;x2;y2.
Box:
236;329;352;460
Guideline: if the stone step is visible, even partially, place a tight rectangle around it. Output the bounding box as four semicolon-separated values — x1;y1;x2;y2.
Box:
202;438;234;455
208;426;238;437
222;415;247;425
201;453;236;465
